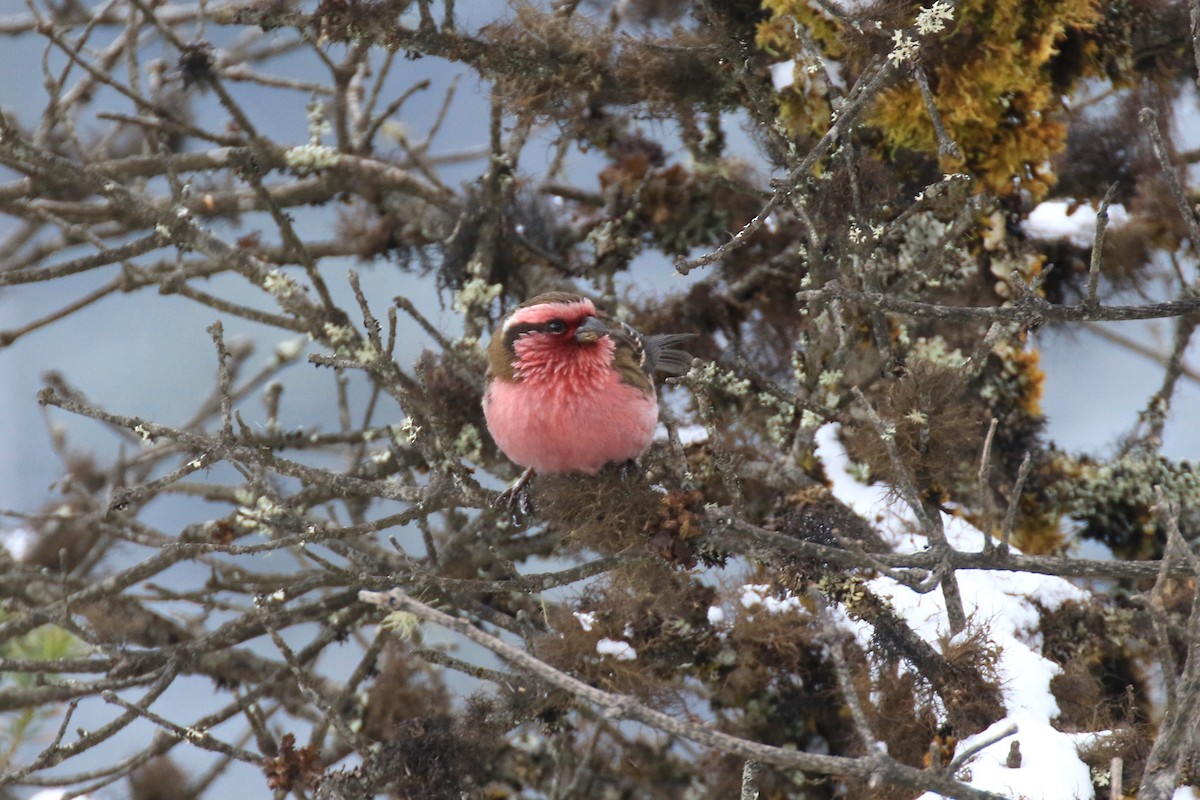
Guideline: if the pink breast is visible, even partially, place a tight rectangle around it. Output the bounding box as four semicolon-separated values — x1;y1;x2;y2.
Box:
484;372;658;474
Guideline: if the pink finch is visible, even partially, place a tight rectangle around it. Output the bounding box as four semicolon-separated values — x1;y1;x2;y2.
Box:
483;292;692;512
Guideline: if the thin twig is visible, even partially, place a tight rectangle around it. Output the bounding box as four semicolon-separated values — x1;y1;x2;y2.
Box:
913;62;960;159
998;452;1032;556
740;759;763;800
1085;183;1119;309
946;723;1018;773
977;418;999;552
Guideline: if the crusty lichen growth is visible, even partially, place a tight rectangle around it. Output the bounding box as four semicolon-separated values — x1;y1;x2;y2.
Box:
284;144;339;175
887;210;979;294
234;493;288;534
596;156;762;257
1043;448;1200;559
984;341;1046;418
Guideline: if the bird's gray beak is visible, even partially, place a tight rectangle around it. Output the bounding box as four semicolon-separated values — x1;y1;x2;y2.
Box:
574;316;608;343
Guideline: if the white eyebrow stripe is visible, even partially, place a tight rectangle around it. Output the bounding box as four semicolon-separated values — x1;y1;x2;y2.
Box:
502;301;593;332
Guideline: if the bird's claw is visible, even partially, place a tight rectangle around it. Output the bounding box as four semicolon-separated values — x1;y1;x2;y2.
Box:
494;467;536;524
617;459;638;482
494;485;533;524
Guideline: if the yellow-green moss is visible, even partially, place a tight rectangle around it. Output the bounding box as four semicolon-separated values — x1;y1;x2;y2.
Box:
757;0;848;137
759;0;1105;199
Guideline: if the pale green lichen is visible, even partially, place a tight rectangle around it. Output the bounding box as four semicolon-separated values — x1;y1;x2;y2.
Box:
909;335;967;369
263;269;302;300
380;610;421;639
887;30;919;67
791;348;807;384
891;211;976;292
452;277;503;315
818;369;843;388
916;1;954;35
353;342;378;364
235;495;286;533
800;409;824;430
305;99;333;141
846;461;872;483
322;322;357;347
284;143;340;175
692;361;752;397
394;417;421;444
454;423;484;463
905;410;929;426
848;219;867;245
759;392;797;448
1052;450;1200;534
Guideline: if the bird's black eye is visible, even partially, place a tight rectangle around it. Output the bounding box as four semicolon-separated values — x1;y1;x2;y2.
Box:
546;319;567;334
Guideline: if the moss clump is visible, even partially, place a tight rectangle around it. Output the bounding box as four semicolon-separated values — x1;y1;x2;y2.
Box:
759;0;1106;199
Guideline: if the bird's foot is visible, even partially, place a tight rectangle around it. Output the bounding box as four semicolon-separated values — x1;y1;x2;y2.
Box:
494;467;536;524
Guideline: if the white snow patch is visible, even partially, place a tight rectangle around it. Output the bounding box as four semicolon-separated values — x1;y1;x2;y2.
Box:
707;605;727;626
770;60;797;91
0;525;33;561
922;717;1093;800
825;60;846;91
574;611;596;632
596;638;637;661
675;423;709;446
815;424;1099;800
1024;199;1129;248
740;583;803;614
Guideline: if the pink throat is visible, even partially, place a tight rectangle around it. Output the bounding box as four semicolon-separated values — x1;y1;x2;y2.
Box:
512;334;616;393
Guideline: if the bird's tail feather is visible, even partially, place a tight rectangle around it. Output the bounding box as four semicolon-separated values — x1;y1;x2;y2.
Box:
644;333;696;376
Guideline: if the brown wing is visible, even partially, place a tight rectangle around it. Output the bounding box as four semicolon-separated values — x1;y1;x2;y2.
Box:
607;317;694;386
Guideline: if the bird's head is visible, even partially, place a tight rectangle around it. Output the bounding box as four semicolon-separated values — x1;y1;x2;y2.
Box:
486;293;624;386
